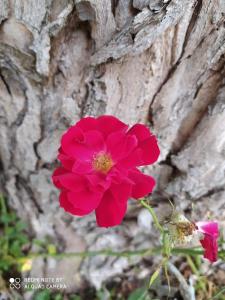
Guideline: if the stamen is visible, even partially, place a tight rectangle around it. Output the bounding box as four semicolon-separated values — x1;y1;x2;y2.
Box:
176;222;196;242
92;152;113;174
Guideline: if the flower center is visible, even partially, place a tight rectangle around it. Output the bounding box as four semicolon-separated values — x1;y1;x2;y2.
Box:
92;152;113;174
176;222;196;239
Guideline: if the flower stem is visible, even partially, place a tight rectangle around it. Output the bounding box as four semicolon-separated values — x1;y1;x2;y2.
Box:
4;247;225;270
140;199;164;233
10;246;225;264
186;255;199;275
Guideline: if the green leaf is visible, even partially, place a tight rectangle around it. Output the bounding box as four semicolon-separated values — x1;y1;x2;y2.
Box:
5;226;15;237
54;294;63;300
0;214;13;224
47;244;57;255
149;268;160;288
34;290;51;300
9;240;23;257
69;296;81;300
16;234;29;245
0;260;11;271
15;220;27;231
128;287;147;300
33;239;47;247
96;287;111;300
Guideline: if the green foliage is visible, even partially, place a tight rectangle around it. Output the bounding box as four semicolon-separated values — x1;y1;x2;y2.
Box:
47;244;57;255
0;195;29;273
186;255;225;299
148;269;160;288
69;296;81;300
32;237;58;255
34;290;51;300
33;290;65;300
96;287;111;300
54;294;63;300
128;287;147;300
0;193;224;300
209;287;225;300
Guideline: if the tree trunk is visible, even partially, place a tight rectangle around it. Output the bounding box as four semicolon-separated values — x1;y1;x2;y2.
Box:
0;0;225;292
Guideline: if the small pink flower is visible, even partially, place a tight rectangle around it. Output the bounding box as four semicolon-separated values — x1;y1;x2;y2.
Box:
52;115;160;227
196;221;219;262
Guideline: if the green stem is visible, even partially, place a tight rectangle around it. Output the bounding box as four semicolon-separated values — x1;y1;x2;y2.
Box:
172;247;203;256
186;254;206;291
16;248;158;261
186;255;199;275
0;196;9;255
209;287;225;300
140;200;164;233
0;195;7;214
9;247;225;265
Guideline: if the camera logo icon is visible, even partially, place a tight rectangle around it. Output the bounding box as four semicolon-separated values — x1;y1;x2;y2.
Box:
9;278;21;289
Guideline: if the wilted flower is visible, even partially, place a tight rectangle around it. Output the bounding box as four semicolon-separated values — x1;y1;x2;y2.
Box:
168;212;219;262
167;213;197;244
196;221;219;262
52;115;160;227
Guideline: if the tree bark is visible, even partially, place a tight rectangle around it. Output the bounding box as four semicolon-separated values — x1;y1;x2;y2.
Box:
0;0;225;292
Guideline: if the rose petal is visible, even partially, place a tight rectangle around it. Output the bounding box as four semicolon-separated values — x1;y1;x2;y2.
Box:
52;167;88;192
97;115;128;137
128;168;155;198
199;235;218;262
106;165;129;184
63;130;105;160
138;136;160;165
110;181;132;203
67;189;102;214
72;160;93;174
117;148;143;169
119;127;160;167
61;126;84;154
86;173;110;191
58;148;74;171
128;124;152;141
106;131;137;161
52;167;66;189
127;124;160;166
197;222;219;237
60;191;88;216
76;117;98;132
95;190;128;227
196;221;219;262
84;130;105;152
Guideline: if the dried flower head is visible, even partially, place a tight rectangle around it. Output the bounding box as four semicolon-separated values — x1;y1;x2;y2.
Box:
167;212;219;262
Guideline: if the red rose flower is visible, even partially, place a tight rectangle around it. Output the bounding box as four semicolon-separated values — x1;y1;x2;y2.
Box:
52;115;160;227
196;221;219;262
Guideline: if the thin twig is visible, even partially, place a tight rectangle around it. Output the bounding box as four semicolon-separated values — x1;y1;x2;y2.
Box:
167;262;196;300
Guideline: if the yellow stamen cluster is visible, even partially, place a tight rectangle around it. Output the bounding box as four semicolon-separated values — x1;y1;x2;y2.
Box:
168;212;198;245
92;152;113;174
176;222;196;242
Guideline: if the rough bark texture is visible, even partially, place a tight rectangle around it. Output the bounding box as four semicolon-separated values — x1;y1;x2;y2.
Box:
0;0;225;293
